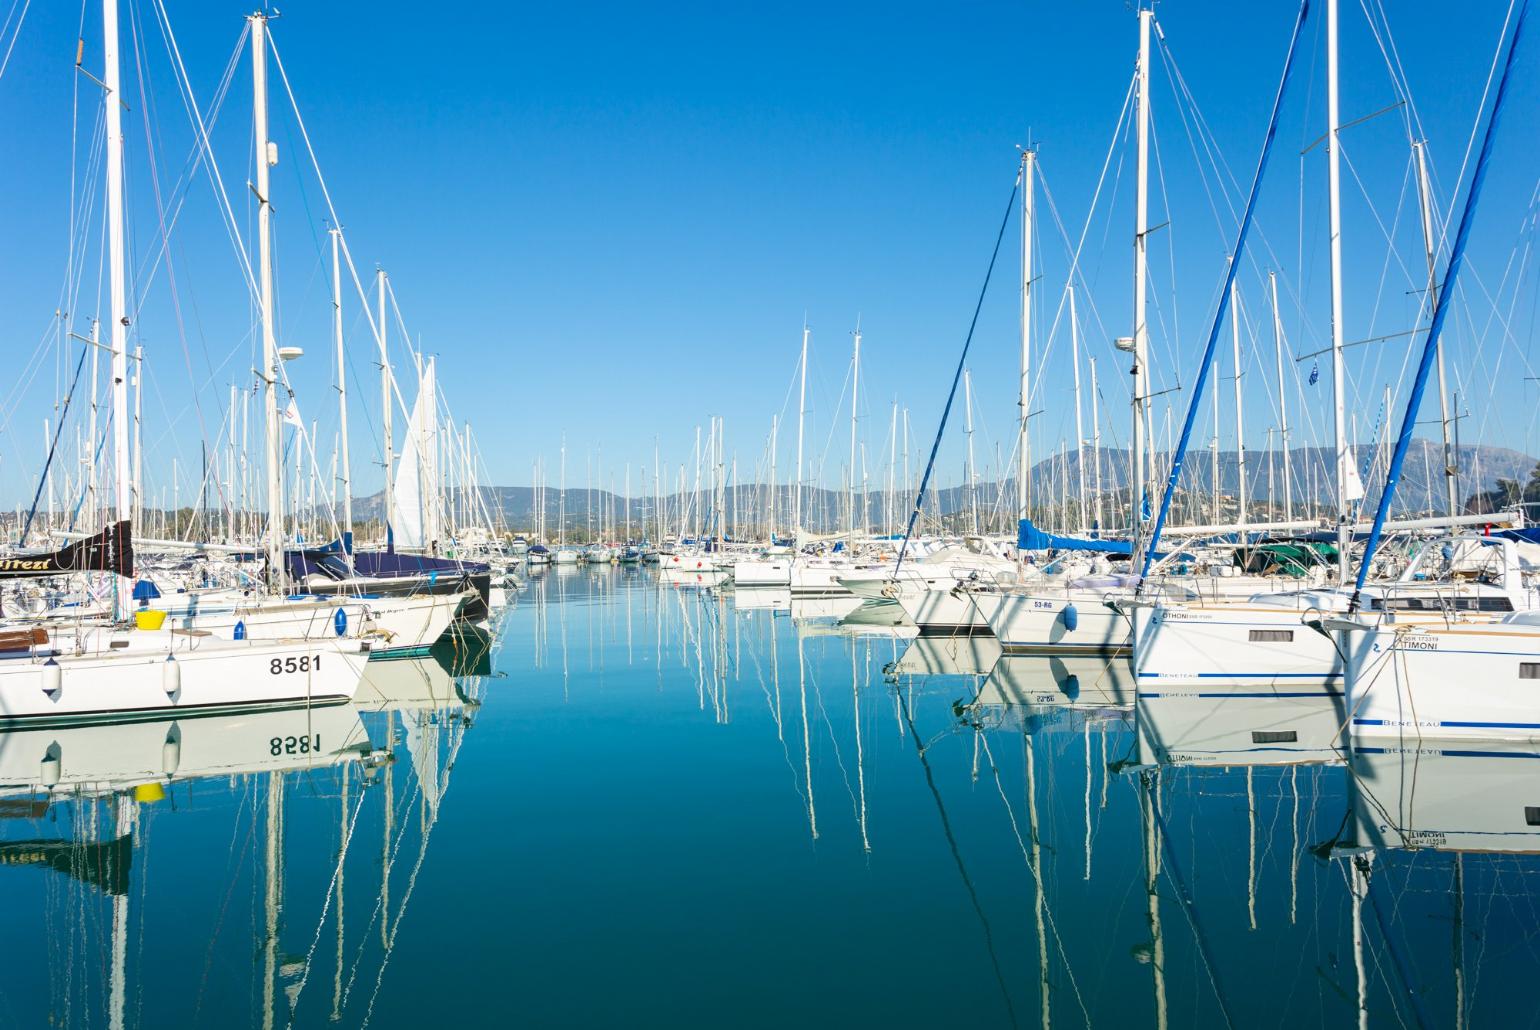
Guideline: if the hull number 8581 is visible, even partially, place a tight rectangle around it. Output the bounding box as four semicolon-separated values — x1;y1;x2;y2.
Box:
269;655;321;675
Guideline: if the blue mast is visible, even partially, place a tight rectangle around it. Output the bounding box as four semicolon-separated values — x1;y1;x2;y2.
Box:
1350;1;1529;610
1138;0;1312;583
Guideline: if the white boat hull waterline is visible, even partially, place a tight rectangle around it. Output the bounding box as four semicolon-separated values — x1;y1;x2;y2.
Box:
732;558;791;586
0;629;369;726
1344;617;1540;742
977;588;1133;655
127;591;466;658
0;700;372;794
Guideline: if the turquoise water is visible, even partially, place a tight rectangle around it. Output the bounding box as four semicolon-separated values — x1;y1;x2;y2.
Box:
1;565;1536;1027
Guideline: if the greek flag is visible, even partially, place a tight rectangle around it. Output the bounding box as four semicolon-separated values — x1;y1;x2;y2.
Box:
1308;361;1319;386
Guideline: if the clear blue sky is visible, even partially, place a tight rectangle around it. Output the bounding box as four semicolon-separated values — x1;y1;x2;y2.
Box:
1;0;1536;512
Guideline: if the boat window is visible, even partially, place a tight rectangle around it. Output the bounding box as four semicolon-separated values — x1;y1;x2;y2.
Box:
1527;806;1540;827
1249;629;1294;643
1381;595;1514;613
1521;663;1540;680
1251;730;1298;744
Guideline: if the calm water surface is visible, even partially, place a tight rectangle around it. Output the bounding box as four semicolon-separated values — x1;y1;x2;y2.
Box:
1;566;1536;1027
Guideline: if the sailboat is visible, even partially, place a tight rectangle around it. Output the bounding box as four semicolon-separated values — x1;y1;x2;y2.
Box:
1140;0;1536;740
0;6;381;722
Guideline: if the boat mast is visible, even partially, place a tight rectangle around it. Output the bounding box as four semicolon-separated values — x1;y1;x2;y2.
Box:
691;424;702;542
132;345;142;532
1211;353;1222;520
88;320;101;519
377;270;394;546
331;228;354;563
1130;6;1152;562
1270;272;1292;521
887;401;897;537
250;12;285;593
1412;140;1459;518
964;368;978;534
227;382;237;540
1231;282;1247;526
1017;148;1036;527
794;324;809;536
768;414;778;542
1091;357;1104;531
1326;0;1352;582
717;419;726;546
849;326;861;544
103;0;132;613
1070;285;1087;533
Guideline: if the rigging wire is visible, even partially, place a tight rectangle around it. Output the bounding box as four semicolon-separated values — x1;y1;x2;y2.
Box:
895;173;1020;575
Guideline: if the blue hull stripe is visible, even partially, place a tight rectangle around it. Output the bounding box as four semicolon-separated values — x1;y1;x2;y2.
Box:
1141;691;1343;699
1355;717;1540;730
1138;671;1341;679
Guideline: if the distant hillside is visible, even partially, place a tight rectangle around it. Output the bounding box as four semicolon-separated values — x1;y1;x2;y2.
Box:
351;442;1535;537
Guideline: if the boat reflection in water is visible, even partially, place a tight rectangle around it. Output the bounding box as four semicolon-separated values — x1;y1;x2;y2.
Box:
0;648;491;1028
985;654;1134;713
14;566;1540;1027
0;701;376;799
1349;740;1540;854
889;634;1003;679
1136;687;1348;768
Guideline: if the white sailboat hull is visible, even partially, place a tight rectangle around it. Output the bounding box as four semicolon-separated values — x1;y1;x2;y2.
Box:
982;590;1131;654
663;552;718;574
733;559;791;586
138;592;461;658
1133;604;1345;695
1349;622;1540;741
897;587;994;635
0;634;368;725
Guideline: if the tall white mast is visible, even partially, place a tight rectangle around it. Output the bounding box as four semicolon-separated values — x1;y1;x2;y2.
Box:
377;270;394;545
1212;359;1222;519
964;368;978;534
849;326;861;542
1270;272;1292;521
227;382;237;540
1018;149;1036;524
768;415;778;542
691;424;702;541
250;13;284;592
794;324;809;535
1413;140;1458;518
1131;6;1152;560
1326;0;1352;581
131;345;142;532
1231;282;1247;526
88;320;101;520
887;401;897;536
1090;357;1104;531
1069;285;1087;533
103;0;132;613
331;228;354;560
559;436;566;546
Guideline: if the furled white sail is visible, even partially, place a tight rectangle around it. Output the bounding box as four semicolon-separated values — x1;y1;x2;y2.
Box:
388;359;441;549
